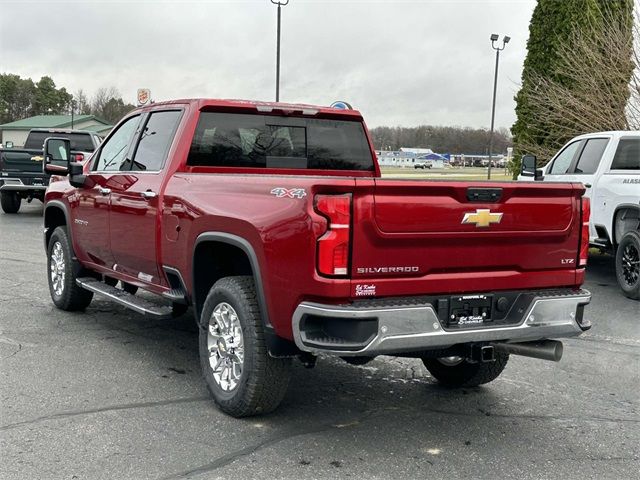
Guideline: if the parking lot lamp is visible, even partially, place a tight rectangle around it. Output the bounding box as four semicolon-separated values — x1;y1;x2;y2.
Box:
487;33;510;180
70;100;77;129
270;0;289;102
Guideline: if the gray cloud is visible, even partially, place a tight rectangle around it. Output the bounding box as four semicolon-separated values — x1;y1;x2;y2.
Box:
0;0;535;129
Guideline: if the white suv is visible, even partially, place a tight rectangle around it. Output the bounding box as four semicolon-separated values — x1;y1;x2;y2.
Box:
519;131;640;299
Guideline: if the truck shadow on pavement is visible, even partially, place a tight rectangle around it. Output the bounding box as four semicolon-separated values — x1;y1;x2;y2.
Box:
3;288;635;479
73;301;628;475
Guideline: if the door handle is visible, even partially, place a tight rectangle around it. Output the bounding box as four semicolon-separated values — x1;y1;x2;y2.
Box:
99;187;111;196
141;190;157;199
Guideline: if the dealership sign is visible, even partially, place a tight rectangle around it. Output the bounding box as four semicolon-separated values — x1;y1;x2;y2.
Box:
137;89;151;106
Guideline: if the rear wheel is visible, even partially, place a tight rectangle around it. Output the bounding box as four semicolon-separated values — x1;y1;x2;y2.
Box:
1;191;21;214
198;276;291;417
47;226;93;311
616;230;640;300
422;353;509;387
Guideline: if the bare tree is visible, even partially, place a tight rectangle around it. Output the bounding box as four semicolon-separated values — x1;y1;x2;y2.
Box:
91;86;120;119
513;6;639;166
369;125;512;154
73;89;91;115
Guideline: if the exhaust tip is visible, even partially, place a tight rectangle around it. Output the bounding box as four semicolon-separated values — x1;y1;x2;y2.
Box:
492;340;563;362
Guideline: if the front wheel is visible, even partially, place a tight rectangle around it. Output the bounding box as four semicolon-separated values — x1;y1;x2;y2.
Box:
1;191;21;214
616;230;640;300
198;276;291;417
47;226;93;311
422;353;509;387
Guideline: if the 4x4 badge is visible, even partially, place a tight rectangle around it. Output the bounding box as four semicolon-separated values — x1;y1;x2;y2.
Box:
462;209;503;227
270;187;307;199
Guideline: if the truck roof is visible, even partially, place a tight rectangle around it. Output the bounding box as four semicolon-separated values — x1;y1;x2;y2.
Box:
134;98;364;119
29;128;96;134
571;131;640;139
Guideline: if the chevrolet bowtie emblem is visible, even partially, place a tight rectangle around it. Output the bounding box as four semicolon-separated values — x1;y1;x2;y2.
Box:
462;209;503;227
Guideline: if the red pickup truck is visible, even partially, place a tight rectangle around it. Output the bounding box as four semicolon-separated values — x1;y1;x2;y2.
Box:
42;99;592;417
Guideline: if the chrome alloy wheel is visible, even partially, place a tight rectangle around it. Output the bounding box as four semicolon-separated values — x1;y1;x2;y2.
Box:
437;356;464;366
50;241;65;296
207;302;245;391
621;243;639;287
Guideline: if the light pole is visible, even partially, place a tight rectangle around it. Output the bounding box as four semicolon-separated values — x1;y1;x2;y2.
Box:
487;33;509;180
70;99;77;129
270;0;289;102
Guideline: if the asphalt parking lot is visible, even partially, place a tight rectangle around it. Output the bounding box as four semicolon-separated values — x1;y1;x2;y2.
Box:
1;203;639;480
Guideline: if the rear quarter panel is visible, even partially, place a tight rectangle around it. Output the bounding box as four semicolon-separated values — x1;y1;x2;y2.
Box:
161;173;355;340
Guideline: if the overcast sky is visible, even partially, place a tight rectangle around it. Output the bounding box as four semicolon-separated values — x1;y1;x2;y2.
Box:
0;0;536;129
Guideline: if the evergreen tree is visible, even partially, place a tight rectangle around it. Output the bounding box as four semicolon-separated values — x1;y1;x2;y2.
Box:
511;0;634;172
33;76;72;115
0;74;36;122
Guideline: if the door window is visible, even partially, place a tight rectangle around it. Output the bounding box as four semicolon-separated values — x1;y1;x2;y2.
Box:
574;138;609;174
611;138;640;170
548;140;582;175
93;116;141;171
127;110;183;171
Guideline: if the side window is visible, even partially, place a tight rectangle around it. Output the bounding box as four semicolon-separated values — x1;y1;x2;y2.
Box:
548;140;582;175
93;116;141;171
611;138;640;170
128;111;182;171
573;138;609;174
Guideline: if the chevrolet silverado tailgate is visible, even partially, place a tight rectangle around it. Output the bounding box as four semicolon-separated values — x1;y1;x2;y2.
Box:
0;149;44;174
350;179;584;297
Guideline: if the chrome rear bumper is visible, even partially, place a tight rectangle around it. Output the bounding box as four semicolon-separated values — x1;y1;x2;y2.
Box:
292;289;591;356
0;178;47;192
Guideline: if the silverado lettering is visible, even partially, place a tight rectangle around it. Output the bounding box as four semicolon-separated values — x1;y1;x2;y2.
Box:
356;266;420;274
42;98;592;418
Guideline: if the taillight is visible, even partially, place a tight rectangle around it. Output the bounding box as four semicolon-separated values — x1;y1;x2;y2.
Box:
315;194;351;276
579;196;590;267
74;153;84;162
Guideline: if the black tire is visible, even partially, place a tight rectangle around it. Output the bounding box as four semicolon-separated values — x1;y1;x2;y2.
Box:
1;191;21;214
172;302;189;318
341;356;375;366
616;230;640;300
422;353;509;387
198;276;291;417
47;226;93;311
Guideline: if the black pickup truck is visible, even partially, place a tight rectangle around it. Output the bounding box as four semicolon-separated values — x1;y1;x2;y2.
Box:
0;129;101;213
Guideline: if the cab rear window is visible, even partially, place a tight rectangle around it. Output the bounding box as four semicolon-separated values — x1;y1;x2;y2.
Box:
187;112;374;171
25;132;96;152
611;138;640;170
